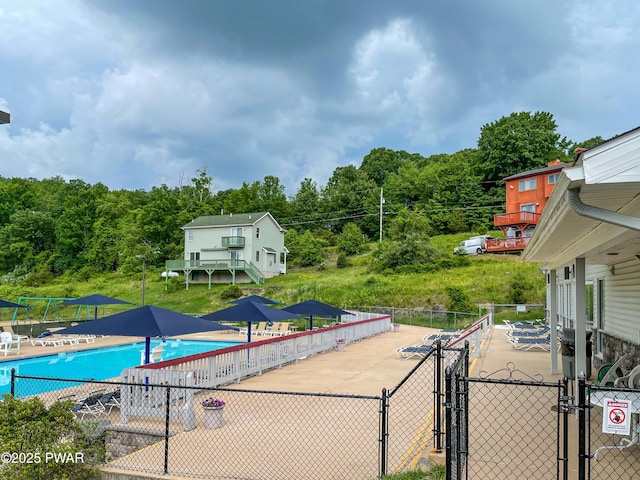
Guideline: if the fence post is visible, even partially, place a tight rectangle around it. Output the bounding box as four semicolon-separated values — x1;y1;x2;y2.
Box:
10;368;15;397
164;385;171;475
577;373;587;480
433;339;443;452
444;365;453;480
379;387;389;478
560;377;569;480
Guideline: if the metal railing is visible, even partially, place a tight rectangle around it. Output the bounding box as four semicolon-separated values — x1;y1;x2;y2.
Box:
137;314;391;395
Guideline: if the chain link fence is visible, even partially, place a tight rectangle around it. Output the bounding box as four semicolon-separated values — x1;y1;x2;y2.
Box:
6;343;464;480
586;383;640;480
349;306;478;330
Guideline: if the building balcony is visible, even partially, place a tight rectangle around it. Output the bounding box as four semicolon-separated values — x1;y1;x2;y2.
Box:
493;211;541;228
221;236;245;248
485;237;531;253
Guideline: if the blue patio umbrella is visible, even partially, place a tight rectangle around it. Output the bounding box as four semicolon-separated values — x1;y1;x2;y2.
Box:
228;295;283;306
282;300;354;331
0;299;28;309
59;294;134;319
56;305;237;364
202;300;300;343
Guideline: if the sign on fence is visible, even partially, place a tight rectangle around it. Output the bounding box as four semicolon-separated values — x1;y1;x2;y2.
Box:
602;399;631;435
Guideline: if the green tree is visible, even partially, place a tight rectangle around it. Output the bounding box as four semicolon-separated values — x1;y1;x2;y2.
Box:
477;111;570;182
256;175;290;220
359;148;419;187
337;222;365;255
321;165;378;236
372;209;442;272
0;210;56;274
285;229;327;267
287;178;322;227
54;180;108;272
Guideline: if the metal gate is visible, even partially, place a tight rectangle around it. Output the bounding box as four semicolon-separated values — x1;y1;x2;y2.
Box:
446;361;569;480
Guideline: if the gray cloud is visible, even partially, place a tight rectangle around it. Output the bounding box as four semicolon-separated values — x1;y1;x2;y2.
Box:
1;0;639;194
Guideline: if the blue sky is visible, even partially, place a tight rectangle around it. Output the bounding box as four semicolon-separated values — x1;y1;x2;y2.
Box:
1;0;639;194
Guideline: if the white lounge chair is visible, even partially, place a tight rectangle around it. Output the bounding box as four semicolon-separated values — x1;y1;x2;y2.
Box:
0;332;20;356
3;326;29;343
265;322;291;337
30;337;64;347
239;322;268;336
140;344;164;364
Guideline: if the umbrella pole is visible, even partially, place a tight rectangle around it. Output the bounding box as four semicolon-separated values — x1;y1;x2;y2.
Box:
247;322;252;343
310;315;313;331
144;337;151;364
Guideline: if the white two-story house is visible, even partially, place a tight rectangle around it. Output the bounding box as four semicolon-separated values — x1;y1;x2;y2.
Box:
165;212;288;288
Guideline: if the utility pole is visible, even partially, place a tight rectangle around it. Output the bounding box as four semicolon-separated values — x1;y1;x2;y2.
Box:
379;188;384;242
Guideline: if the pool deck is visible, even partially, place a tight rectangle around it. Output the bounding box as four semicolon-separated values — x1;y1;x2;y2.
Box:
1;323;579;479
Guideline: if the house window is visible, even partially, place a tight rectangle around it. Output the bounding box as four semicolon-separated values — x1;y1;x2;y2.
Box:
189;252;200;261
548;173;560;184
187;230;194;241
231;227;243;237
256;228;260;239
518;178;537;191
255;251;260;262
520;203;536;213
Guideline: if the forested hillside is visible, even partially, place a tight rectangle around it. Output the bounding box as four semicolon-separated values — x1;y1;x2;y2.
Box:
0;111;603;285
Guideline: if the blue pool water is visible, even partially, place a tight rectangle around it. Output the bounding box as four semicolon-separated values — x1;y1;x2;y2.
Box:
0;339;240;397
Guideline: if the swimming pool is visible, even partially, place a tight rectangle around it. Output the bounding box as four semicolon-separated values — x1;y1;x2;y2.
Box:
0;339;241;397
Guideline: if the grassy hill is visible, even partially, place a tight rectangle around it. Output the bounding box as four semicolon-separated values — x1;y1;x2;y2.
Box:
0;233;546;325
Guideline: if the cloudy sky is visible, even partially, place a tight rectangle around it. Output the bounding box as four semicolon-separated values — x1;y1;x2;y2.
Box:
1;1;639;194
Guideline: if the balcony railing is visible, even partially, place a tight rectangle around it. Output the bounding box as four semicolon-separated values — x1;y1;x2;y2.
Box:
166;259;249;270
485;237;530;253
221;236;245;248
493;211;541;227
165;259;265;284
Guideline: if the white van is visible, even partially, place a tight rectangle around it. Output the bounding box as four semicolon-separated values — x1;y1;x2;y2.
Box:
454;237;487;255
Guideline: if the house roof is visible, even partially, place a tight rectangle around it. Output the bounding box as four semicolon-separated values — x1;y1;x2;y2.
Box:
522;126;640;269
183;212;274;229
503;162;572;181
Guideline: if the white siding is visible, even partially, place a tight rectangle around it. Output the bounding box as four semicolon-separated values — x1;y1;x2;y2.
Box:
602;259;640;344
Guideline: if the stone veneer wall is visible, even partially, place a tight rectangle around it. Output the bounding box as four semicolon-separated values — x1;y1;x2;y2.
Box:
105;425;174;459
593;333;640;373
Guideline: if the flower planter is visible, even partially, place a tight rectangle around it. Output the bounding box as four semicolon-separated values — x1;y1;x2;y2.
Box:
203;406;224;429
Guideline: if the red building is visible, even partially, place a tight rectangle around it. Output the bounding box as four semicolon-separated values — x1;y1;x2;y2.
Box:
486;160;571;253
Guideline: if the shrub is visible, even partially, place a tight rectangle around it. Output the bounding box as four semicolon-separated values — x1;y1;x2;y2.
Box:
445;285;475;313
0;394;105;479
336;253;350;268
220;284;243;299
